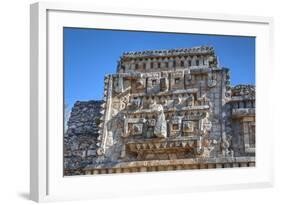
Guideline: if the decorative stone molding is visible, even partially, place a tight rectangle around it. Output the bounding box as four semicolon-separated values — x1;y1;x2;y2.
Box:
64;46;255;175
207;72;217;88
231;108;255;118
232;84;255;98
122;46;215;59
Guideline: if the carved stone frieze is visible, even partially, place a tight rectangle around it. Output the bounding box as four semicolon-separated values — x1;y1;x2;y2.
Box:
64;46;255;175
207;72;217;88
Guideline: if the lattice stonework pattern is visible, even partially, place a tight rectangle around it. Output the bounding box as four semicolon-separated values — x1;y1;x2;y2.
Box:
64;46;256;175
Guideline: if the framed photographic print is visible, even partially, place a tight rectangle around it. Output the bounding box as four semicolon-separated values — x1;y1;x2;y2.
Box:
30;2;274;202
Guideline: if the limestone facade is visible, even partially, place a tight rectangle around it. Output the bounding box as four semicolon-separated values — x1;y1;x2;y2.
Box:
64;46;255;175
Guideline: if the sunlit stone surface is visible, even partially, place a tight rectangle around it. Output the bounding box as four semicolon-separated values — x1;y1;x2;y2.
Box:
64;46;255;175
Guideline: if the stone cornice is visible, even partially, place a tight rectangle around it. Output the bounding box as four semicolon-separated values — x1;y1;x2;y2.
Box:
121;46;215;60
84;156;256;170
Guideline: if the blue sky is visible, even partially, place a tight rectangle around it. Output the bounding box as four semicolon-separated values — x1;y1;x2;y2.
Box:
64;28;255;109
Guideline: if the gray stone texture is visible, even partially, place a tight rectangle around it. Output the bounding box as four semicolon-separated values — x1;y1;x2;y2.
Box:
64;100;103;175
64;46;255;175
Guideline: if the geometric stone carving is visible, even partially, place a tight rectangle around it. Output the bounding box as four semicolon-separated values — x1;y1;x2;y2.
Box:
232;84;255;98
182;120;194;133
147;119;156;127
220;134;233;157
160;77;168;91
129;123;143;135
64;46;255;175
207;72;217;88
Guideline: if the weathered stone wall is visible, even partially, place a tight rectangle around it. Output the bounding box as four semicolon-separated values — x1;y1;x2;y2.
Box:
63;46;255;175
64;100;102;175
95;47;226;163
198;69;231;156
226;85;255;157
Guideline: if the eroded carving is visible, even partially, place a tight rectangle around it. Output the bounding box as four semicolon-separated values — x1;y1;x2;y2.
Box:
64;46;255;175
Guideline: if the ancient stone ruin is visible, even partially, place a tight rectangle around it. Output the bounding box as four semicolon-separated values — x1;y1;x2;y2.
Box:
64;46;255;175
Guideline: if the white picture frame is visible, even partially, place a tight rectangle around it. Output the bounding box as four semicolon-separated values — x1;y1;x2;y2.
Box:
30;2;274;202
